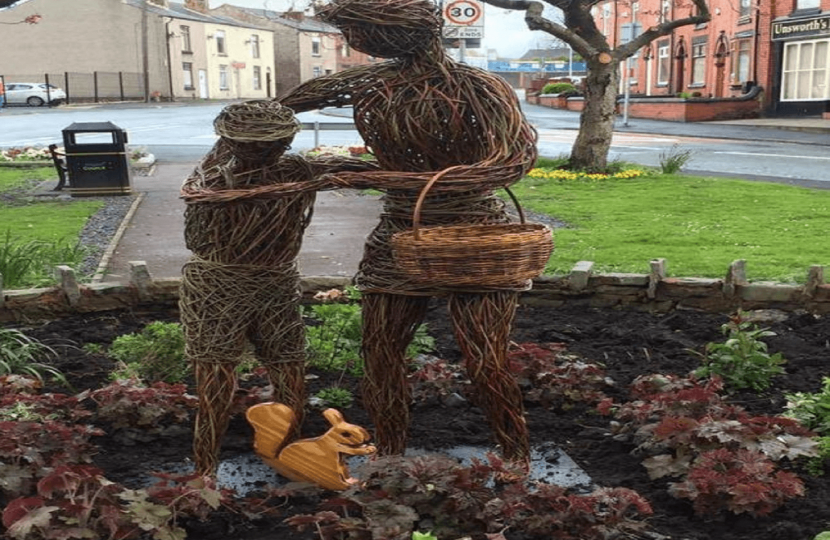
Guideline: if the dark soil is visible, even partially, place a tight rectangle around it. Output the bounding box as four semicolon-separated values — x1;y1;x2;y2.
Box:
8;302;830;540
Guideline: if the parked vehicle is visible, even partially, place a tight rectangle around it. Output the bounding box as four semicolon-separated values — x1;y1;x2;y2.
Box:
4;82;66;106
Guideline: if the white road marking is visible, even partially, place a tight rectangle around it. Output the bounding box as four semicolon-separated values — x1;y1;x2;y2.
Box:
715;151;830;161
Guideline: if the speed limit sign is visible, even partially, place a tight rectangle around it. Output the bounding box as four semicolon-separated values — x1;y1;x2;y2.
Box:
444;0;483;26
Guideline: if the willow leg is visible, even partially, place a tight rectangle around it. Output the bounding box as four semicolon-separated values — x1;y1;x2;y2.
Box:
254;300;307;448
361;293;430;455
448;291;528;466
192;360;238;475
180;272;247;475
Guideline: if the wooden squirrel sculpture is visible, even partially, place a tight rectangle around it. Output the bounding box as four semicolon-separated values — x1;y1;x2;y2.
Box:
246;402;377;490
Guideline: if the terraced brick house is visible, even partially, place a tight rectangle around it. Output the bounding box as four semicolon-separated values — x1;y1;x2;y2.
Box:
594;0;830;117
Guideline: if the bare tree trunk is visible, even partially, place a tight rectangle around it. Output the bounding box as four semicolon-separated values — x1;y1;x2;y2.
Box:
569;59;619;172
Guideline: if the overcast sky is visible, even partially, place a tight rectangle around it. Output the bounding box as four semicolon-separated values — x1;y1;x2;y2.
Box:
207;0;560;58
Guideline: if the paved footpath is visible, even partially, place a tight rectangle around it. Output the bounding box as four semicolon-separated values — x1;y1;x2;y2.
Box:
102;162;382;282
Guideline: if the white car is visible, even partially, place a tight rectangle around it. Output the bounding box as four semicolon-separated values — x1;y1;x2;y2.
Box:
5;82;67;106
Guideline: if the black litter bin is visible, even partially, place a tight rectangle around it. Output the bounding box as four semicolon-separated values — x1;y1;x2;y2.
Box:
62;122;132;196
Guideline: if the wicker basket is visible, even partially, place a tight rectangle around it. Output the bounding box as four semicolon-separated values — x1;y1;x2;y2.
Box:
391;174;554;288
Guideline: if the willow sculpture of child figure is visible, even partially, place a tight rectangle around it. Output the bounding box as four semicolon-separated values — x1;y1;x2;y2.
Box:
180;100;376;475
277;0;540;467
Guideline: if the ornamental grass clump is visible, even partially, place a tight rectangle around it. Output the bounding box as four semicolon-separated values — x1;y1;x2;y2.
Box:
0;327;66;386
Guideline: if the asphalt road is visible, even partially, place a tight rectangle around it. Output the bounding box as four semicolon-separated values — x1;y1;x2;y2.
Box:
1;99;828;184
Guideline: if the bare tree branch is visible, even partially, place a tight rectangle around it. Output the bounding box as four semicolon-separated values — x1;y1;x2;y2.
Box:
480;0;596;58
616;0;710;58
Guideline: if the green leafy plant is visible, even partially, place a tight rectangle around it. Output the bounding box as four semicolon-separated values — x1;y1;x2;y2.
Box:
785;376;830;434
412;532;438;540
305;287;434;377
0;327;66;386
108;321;188;383
659;143;694;174
314;386;354;409
692;312;786;391
81;343;104;355
814;531;830;540
784;377;830;475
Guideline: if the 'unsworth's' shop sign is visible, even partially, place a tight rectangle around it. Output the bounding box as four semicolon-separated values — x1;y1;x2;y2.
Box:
772;14;830;41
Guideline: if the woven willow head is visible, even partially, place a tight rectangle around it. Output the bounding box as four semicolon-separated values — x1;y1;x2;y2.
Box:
317;0;443;58
213;100;301;163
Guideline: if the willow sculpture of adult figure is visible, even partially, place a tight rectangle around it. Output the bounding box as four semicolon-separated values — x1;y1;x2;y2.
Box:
276;0;540;466
180;100;377;474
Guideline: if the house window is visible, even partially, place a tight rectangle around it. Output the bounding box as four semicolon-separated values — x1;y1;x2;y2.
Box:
781;39;829;101
657;41;670;85
183;62;194;90
253;66;261;90
739;0;751;18
180;25;191;52
601;3;611;35
250;34;260;58
216;30;226;55
730;39;751;84
219;64;229;90
660;0;670;23
796;0;820;9
691;39;707;85
313;66;322;77
341;43;350;57
312;37;321;56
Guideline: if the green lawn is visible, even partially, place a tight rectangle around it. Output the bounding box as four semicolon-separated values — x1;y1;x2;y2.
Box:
1;167;103;288
509;169;830;283
0;167;103;243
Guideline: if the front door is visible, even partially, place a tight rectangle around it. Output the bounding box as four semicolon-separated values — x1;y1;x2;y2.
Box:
198;70;208;99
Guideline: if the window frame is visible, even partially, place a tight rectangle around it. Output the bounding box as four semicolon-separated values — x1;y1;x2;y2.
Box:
730;38;752;85
250;34;260;59
796;0;821;10
739;0;752;18
216;30;226;56
180;25;192;53
252;65;261;90
781;38;829;101
219;64;229;90
312;36;321;56
183;62;194;90
690;39;707;86
657;40;670;86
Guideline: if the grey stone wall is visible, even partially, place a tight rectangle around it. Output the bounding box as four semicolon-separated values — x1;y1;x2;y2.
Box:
2;259;827;323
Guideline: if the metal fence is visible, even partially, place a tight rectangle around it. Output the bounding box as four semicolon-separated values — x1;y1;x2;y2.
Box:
0;72;145;105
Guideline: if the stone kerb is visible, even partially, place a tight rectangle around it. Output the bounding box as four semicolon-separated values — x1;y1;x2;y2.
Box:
1;259;828;323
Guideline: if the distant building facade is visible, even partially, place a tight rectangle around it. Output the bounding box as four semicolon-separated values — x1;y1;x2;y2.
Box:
593;0;830;116
0;0;275;102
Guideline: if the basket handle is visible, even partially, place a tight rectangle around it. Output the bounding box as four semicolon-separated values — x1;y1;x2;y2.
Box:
412;168;526;241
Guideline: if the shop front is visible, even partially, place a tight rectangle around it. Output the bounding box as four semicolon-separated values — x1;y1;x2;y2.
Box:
771;11;830;116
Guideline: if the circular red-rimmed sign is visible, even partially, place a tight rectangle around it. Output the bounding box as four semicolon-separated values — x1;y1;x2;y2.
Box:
444;0;482;26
